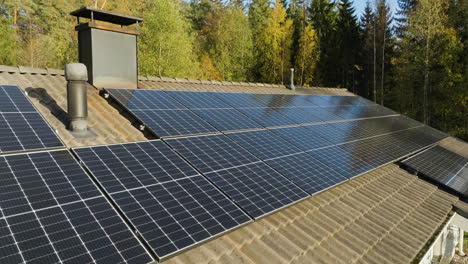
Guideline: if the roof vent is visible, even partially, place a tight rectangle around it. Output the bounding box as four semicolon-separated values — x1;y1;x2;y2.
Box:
290;68;295;90
70;7;143;89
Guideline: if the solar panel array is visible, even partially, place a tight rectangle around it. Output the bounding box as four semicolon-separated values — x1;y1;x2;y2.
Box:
73;141;252;260
402;146;468;196
0;150;153;264
0;85;452;263
105;89;397;138
0;85;63;154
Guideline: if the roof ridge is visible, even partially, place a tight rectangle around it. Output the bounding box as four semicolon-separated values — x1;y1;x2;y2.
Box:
0;64;65;75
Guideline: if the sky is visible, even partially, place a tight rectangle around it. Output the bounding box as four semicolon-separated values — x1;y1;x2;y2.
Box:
353;0;399;18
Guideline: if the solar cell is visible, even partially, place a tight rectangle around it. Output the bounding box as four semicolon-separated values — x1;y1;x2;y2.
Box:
269;126;332;151
192;108;263;131
132;109;218;137
165;91;231;109
338;140;396;167
307;146;375;179
107;88;185;110
0;150;153;264
237;108;297;127
204;162;308;218
165;134;260;173
0;85;63;154
265;153;347;195
226;129;303;160
74;141;251;260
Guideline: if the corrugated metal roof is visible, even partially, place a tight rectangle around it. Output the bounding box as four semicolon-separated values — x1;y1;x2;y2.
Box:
0;64;465;263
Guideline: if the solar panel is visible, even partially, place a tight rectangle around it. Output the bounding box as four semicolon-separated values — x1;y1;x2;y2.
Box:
0;85;37;112
73;141;251;260
402;146;468;196
0;150;153;264
214;93;265;108
165;134;260;173
265;153;348;195
165;91;232;109
0;85;63;154
192;108;263;131
226;129;303;160
269;126;332;151
307;146;375;179
131;109;218;137
237;108;297;127
274;107;323;124
304;123;357;144
204;162;308;218
338;140;397;167
301;107;343;121
107;88;185;110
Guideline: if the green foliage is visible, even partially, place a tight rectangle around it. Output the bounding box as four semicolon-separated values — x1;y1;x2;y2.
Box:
0;16;16;65
258;0;293;84
139;0;198;78
295;24;319;86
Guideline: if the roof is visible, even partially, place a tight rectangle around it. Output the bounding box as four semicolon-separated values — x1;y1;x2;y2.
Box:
0;64;465;263
70;6;144;26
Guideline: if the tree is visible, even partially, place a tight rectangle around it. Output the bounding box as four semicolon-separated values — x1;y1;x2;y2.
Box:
374;0;393;105
0;11;17;65
249;0;271;79
309;0;338;86
409;0;448;124
336;0;360;90
139;0;198;78
209;6;254;81
258;0;294;83
358;1;375;98
295;24;320;85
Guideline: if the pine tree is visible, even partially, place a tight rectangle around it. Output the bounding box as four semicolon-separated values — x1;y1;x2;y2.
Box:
309;0;338;86
358;1;375;98
249;0;271;79
374;0;393;106
395;0;417;37
336;0;360;89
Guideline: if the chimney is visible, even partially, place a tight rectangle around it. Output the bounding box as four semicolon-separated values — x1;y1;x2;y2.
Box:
70;7;143;89
290;68;295;90
65;63;95;138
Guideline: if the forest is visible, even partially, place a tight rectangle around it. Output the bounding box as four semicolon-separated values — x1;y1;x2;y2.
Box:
0;0;466;140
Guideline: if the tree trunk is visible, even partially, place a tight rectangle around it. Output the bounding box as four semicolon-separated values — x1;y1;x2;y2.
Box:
373;19;377;103
380;28;386;106
423;38;430;124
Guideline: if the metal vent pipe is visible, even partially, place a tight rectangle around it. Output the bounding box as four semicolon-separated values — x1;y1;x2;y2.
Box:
290;68;295;90
65;63;89;135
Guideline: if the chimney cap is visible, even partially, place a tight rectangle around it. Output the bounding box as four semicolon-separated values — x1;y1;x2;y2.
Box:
65;63;88;81
70;6;143;26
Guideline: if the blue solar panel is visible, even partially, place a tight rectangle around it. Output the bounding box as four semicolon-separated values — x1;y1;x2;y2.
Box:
307;146;375;179
301;107;343;121
74;140;251;261
132;109;218;137
192;109;263;131
275;107;323;124
214;93;266;108
165;91;231;109
237;108;297;127
107;88;185;110
0;85;63;154
270;126;332;151
0;150;153;264
204;162;308;218
165;134;260;173
304;123;357;144
265;152;347;194
226;129;303;160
